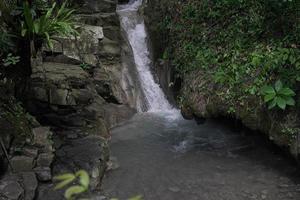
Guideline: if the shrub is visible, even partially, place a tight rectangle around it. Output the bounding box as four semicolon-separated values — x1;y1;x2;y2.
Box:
21;1;78;51
261;80;296;110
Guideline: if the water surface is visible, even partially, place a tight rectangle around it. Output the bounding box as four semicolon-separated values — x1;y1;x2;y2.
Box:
102;112;300;200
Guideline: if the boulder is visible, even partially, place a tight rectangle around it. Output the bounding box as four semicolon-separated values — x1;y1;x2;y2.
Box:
37;153;54;168
93;67;127;104
53;135;109;190
0;175;24;200
10;156;35;172
21;172;38;200
34;167;52;182
32;127;54;152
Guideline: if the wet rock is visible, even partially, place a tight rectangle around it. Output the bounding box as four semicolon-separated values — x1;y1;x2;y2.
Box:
0;175;24;200
102;103;136;128
32;127;52;146
37;153;54;167
34;167;52;181
77;12;119;27
53;135;109;190
93;67;127;104
10;156;35;172
21;172;38;200
106;156;120;171
75;0;117;14
32;127;54;152
37;184;64;200
23;147;39;159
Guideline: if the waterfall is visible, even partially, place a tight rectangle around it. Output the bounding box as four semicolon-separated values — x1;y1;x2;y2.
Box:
117;0;173;113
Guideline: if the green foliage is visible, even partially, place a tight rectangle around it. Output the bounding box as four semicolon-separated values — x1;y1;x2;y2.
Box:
157;0;299;114
54;170;90;200
0;99;33;146
0;28;15;54
21;1;78;49
79;63;90;70
261;80;296;110
2;53;20;67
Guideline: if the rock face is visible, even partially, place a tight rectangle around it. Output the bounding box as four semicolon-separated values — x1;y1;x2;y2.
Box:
180;70;300;160
143;1;179;105
1;0;137;199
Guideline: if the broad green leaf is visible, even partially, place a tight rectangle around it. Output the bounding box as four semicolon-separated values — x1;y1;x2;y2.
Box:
274;80;283;92
276;97;286;110
76;170;90;189
54;178;75;190
278;87;296;96
53;173;76;181
64;185;86;200
33;21;40;34
44;32;53;49
268;99;277;109
264;93;275;102
261;85;275;95
285;97;296;106
23;2;34;33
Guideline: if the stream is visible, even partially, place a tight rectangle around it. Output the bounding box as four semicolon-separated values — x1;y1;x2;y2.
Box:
102;1;300;199
102;112;300;200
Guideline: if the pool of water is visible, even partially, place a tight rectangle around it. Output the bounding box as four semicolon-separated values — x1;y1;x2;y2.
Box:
102;112;300;200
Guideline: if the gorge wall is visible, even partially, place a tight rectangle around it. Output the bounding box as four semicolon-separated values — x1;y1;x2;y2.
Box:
0;0;137;199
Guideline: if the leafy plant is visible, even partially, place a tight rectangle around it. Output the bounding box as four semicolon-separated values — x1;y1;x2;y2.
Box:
79;63;90;70
21;1;78;50
2;53;20;67
54;170;90;200
261;80;296;110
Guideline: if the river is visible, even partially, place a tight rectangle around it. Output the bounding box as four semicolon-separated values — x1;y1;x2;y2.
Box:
101;1;300;199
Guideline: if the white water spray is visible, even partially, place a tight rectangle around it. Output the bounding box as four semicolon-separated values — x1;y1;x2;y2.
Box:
117;0;174;113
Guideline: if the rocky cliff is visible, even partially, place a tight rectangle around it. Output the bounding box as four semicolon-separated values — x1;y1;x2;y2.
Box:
0;0;136;199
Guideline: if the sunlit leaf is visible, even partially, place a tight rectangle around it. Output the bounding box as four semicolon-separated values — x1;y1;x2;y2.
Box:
76;170;90;189
53;173;76;181
54;178;75;190
64;185;86;200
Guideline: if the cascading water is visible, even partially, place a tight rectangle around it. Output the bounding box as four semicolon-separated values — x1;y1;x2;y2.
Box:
117;0;173;112
103;1;300;198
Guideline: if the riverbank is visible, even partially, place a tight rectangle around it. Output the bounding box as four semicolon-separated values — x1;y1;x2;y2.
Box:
144;0;300;161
